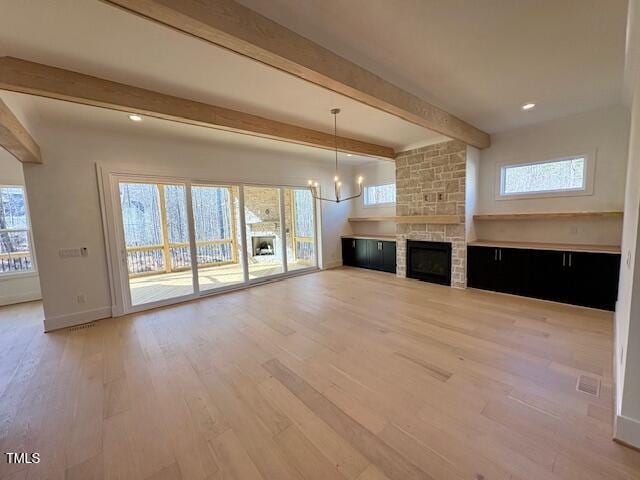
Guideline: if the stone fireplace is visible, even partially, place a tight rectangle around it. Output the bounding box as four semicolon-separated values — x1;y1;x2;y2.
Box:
395;139;467;288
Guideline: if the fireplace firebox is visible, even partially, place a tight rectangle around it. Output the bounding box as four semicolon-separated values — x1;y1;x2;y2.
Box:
252;236;275;256
406;240;452;286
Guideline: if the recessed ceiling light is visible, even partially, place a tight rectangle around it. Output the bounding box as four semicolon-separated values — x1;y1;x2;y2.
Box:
128;114;143;122
347;153;353;157
521;103;536;111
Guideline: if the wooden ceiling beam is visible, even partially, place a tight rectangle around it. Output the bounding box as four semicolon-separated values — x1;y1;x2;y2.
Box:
0;97;41;164
102;0;491;149
0;57;395;159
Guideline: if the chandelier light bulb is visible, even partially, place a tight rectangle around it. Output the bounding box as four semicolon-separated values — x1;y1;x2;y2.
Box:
358;176;363;184
334;175;339;182
337;181;342;187
308;179;313;186
314;181;319;187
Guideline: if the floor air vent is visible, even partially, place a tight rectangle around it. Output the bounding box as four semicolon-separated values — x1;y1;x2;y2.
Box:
68;322;96;332
576;374;601;397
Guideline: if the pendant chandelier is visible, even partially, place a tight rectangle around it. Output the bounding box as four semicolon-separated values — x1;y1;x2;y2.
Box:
308;108;363;203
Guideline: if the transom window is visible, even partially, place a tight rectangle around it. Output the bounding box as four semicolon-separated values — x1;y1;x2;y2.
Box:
0;185;35;275
363;183;396;206
499;155;591;199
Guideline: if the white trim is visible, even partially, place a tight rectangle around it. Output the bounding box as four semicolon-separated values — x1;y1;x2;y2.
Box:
0;270;39;281
615;414;640;448
0;290;41;306
495;152;596;200
322;259;343;269
44;306;112;332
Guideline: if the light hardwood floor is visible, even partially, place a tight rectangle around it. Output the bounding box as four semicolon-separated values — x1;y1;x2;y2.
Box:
1;267;639;480
129;261;311;306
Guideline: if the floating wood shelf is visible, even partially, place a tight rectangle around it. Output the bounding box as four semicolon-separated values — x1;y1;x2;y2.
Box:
473;211;623;221
341;234;396;241
348;215;462;224
468;240;621;254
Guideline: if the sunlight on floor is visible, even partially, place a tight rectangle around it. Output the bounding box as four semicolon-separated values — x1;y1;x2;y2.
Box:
129;261;312;305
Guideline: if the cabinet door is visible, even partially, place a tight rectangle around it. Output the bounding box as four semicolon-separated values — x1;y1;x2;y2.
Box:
527;250;568;302
467;246;499;291
568;252;620;310
496;248;530;295
367;240;384;270
354;239;369;267
381;241;397;273
342;238;356;266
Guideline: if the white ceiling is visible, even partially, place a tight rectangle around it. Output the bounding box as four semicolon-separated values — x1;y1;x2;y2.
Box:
0;0;630;155
239;0;629;133
0;0;447;153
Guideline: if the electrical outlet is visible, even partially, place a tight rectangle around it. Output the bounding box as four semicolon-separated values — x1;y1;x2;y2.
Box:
77;294;86;304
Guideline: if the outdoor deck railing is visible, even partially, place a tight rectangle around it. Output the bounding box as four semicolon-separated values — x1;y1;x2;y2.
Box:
126;239;235;276
295;237;315;264
0;252;32;274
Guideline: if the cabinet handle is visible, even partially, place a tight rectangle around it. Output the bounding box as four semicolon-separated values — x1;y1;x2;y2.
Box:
495;249;498;261
378;242;382;251
352;240;355;248
562;253;566;267
499;249;502;261
568;253;572;267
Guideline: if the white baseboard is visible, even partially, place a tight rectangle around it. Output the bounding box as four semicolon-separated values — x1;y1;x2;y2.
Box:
615;414;640;449
0;291;42;306
322;260;343;270
44;306;112;332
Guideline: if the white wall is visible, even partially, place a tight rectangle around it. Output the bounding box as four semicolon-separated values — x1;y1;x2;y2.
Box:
615;0;640;449
0;134;42;306
476;105;630;245
22;118;353;329
349;161;396;236
465;146;480;244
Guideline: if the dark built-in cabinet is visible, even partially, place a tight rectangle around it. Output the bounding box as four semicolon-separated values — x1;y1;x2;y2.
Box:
342;237;396;273
467;245;620;311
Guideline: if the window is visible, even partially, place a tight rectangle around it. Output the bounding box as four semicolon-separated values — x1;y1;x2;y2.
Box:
498;155;592;199
0;185;35;275
363;183;396;206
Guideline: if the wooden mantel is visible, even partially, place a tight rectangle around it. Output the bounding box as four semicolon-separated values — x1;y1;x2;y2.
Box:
348;215;462;225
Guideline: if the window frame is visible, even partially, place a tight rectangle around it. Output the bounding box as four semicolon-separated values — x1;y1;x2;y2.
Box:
0;184;37;279
496;153;595;201
362;182;396;208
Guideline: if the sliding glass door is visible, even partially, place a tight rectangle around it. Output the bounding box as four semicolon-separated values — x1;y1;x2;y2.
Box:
113;177;318;313
191;184;244;292
243;186;285;279
285;187;316;271
119;181;194;306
